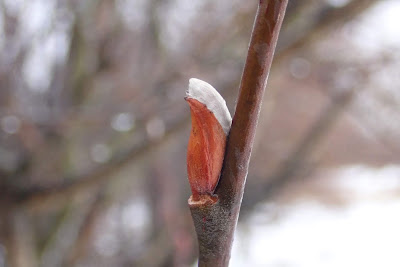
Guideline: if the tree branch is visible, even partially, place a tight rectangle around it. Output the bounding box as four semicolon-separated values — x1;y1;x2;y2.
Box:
189;1;288;266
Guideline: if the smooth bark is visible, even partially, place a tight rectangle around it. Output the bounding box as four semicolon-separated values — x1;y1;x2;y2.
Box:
189;1;288;266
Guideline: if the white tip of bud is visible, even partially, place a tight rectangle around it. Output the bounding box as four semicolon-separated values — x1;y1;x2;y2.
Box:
186;78;232;135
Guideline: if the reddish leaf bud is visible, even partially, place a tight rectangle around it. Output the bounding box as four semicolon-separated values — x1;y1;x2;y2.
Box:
186;79;232;201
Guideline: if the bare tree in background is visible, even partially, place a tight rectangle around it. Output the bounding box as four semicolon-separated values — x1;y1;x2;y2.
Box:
1;0;399;266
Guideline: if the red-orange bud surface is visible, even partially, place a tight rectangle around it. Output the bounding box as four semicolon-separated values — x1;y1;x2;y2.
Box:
186;98;227;201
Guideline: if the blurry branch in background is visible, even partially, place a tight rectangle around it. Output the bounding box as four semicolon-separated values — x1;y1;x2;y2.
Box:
242;87;360;213
65;187;107;266
39;204;74;267
4;0;380;212
130;158;179;267
37;185;108;267
12;115;188;208
0;208;19;267
0;207;37;267
279;0;379;55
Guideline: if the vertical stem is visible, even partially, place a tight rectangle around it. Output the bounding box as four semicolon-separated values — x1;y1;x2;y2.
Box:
189;1;288;266
217;0;288;204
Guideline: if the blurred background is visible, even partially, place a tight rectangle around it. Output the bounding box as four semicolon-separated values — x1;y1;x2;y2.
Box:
1;0;400;266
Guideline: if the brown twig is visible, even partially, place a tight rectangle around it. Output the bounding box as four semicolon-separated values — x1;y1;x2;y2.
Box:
188;1;288;266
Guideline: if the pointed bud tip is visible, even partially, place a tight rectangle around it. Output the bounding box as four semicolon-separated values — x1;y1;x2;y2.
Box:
186;78;232;135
